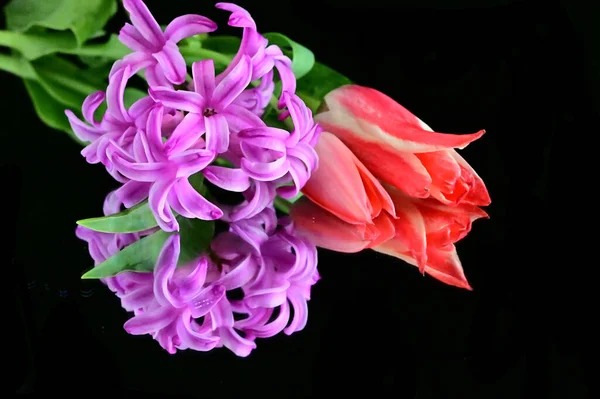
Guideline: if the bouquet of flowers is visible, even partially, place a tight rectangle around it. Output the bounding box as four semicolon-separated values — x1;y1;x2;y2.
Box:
1;0;490;356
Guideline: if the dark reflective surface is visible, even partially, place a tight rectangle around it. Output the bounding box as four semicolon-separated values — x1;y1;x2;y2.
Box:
5;0;592;396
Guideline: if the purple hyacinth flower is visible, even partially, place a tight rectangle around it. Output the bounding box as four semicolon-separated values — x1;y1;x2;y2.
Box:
107;105;223;231
149;56;264;155
222;211;320;340
203;165;277;222
216;3;296;112
122;234;224;353
114;0;217;86
79;203;319;356
237;92;322;199
233;70;275;116
66;65;179;183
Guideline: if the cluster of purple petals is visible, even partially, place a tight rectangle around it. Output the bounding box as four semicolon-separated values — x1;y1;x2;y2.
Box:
67;0;322;232
70;0;322;356
76;205;319;357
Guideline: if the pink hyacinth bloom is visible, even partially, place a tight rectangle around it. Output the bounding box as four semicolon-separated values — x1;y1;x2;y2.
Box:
233;217;320;338
123;235;224;354
65;66;182;183
78;206;320;357
149;56;264;155
216;2;296;113
238;92;322;199
113;0;217;86
202;92;321;221
107;105;223;232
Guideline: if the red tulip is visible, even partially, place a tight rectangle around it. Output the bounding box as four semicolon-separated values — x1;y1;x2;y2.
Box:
372;186;488;290
290;132;396;252
314;84;491;206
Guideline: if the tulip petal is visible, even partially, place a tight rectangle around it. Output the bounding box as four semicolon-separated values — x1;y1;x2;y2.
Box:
366;211;396;248
417;199;488;245
322;125;434;198
353;157;395;218
424;246;472;290
416;150;462;193
290;197;376;253
301;132;372;225
317;84;485;153
385;187;428;272
448;150;491;206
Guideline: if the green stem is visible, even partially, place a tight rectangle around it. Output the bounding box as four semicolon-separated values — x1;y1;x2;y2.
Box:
180;47;233;67
297;91;321;112
0;53;37;80
39;68;99;95
273;197;292;214
214;157;233;167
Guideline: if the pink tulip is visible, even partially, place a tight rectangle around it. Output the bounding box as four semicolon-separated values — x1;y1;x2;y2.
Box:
291;132;396;252
314;84;491;206
372;186;488;290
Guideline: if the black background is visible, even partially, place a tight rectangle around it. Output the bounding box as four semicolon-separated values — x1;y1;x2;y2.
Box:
4;0;595;396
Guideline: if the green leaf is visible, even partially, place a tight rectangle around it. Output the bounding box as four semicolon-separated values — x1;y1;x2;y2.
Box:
179;46;233;69
179;33;209;49
77;201;159;233
82;230;170;278
273;197;292;214
177;217;215;266
76;171;206;234
33;56;103;109
264;32;315;79
68;34;130;62
0;53;36;79
23;79;84;144
0;29;76;60
4;0;118;46
286;191;304;203
200;35;241;55
81;217;215;279
296;62;352;112
262;109;289;131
